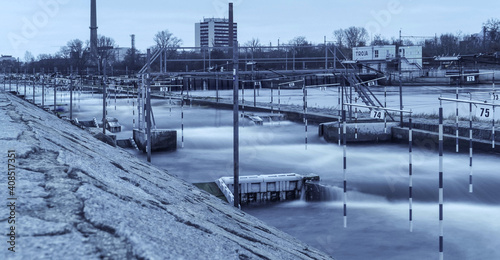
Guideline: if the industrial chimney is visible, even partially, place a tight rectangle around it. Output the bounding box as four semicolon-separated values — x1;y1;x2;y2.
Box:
229;3;233;49
90;0;98;63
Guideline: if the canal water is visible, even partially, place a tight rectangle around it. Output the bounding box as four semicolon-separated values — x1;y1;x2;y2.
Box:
16;83;500;259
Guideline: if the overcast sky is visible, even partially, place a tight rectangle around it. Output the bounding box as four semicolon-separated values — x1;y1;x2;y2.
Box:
1;0;499;59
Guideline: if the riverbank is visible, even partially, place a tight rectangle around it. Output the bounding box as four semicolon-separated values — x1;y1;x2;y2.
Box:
0;91;333;260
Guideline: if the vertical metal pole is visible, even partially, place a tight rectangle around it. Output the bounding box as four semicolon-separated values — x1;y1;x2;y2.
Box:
469;100;473;193
233;39;240;208
132;95;136;129
278;83;281;116
342;108;347;228
349;81;352;119
409;110;413;232
24;77;27;96
114;85;117;110
338;84;341;145
70;67;73;120
242;81;245;115
53;79;57;113
384;85;387;133
181;86;184;148
303;82;308;149
253;81;256;107
103;59;107;135
270;82;274;114
32;78;35;103
438;100;444;260
146;49;152;163
41;77;45;107
456;78;459;152
354;107;358;139
324;36;328;72
399;30;404;124
216;71;219;103
493;72;496;148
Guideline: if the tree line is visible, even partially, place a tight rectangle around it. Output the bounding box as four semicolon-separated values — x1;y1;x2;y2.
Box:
2;17;499;75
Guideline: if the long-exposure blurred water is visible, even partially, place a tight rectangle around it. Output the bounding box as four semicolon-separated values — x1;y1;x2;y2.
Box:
19;82;500;259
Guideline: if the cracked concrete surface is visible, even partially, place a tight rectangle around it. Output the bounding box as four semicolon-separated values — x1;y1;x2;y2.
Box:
0;92;334;260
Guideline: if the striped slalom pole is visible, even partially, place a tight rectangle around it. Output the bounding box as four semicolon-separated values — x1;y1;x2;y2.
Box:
278;83;281;124
342;109;347;228
354;107;358;139
270;82;274;114
469;102;473;193
303;83;308;149
409;110;413;232
53;80;57;113
132;99;136;128
242;81;245;116
438;101;444;260
493;106;496;149
41;77;45;108
338;85;341;145
493;74;496;149
384;85;387;133
32;79;35;103
181;94;185;148
455;86;459;153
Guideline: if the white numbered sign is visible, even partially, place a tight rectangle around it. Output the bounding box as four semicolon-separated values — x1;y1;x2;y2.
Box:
476;105;492;119
370;109;385;119
491;93;499;101
467;76;475;82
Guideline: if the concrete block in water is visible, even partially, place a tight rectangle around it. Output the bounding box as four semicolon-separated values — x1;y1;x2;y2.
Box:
319;121;399;143
217;173;320;205
87;128;117;147
133;129;177;152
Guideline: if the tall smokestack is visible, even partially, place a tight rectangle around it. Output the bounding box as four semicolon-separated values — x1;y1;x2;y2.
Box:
90;0;98;63
130;34;136;66
229;3;233;55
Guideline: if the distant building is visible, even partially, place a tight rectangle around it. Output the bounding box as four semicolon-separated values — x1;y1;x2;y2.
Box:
0;55;17;63
352;45;423;74
195;18;237;48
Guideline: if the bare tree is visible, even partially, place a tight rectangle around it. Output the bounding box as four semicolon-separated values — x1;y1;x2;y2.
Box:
288;36;311;57
59;39;88;71
244;38;261;49
154;30;182;50
371;34;391;46
96;35;117;73
24;51;34;63
484;18;500;52
333;29;345;48
344;26;368;48
439;33;460;55
289;36;309;47
152;30;182;72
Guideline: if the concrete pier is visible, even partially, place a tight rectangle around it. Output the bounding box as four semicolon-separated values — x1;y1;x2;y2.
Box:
319;121;399;143
133;129;177;152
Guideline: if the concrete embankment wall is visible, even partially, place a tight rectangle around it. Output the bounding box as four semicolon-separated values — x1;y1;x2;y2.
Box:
394;121;500;153
319;119;500;153
186;98;339;125
0;92;333;260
